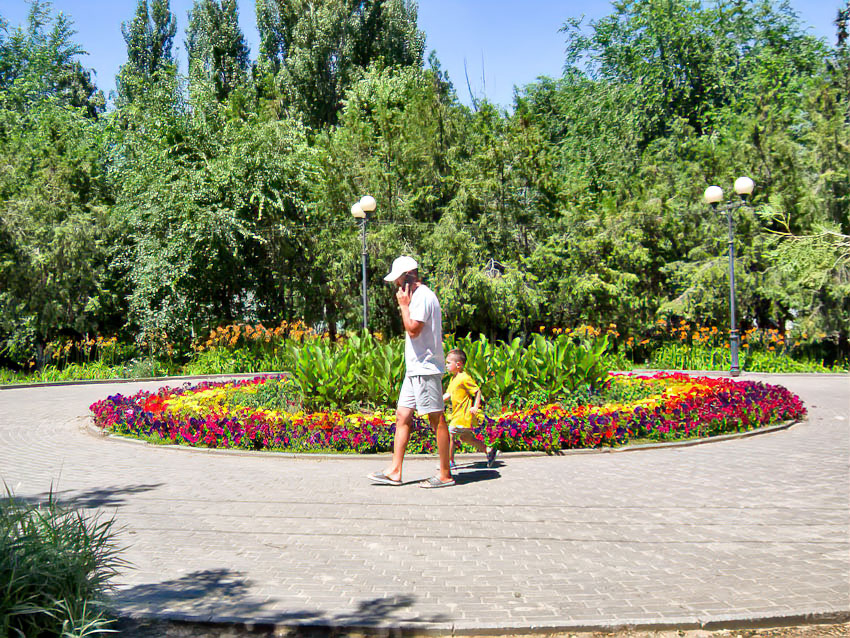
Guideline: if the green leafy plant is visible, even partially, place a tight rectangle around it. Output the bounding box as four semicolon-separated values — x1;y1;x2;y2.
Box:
231;376;302;413
447;333;612;406
648;343;845;373
0;490;125;638
284;333;405;410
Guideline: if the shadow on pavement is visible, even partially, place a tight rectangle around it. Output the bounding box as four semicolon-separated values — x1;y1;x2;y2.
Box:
327;594;448;627
1;482;164;509
454;468;500;485
113;570;448;637
55;483;165;508
114;569;296;621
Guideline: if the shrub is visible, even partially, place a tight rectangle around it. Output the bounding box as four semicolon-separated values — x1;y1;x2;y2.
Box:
0;492;124;637
648;342;843;373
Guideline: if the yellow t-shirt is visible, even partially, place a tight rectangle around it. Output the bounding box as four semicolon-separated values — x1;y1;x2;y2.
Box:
447;371;481;428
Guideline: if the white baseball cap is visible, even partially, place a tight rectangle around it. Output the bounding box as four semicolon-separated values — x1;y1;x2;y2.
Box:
384;256;418;282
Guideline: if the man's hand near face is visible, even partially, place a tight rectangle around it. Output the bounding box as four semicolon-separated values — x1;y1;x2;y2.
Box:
396;280;423;337
396;283;412;308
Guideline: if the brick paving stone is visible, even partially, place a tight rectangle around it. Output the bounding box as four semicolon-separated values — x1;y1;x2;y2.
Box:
0;372;848;633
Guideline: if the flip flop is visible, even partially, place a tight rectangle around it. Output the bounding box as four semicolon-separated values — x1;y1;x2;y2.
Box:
419;476;455;489
367;471;402;486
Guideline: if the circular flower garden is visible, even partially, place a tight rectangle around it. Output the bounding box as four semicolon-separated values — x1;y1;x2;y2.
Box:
89;372;806;454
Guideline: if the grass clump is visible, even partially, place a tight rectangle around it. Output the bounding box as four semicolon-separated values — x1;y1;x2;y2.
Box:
0;491;125;637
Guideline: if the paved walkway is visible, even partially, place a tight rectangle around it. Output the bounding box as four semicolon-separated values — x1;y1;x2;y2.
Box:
0;373;848;634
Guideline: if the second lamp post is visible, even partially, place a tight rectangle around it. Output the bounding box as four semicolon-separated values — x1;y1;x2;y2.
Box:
703;176;754;377
351;195;376;332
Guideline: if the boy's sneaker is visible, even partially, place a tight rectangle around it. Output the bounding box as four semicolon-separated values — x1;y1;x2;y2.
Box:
486;447;498;467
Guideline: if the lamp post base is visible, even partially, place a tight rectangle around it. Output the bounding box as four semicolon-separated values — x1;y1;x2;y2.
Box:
730;329;741;377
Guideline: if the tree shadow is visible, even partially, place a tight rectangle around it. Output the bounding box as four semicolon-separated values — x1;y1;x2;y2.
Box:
113;570;448;636
323;594;448;628
1;482;164;509
57;483;165;509
113;568;298;622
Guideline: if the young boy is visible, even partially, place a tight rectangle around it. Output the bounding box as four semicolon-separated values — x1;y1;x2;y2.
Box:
443;348;498;469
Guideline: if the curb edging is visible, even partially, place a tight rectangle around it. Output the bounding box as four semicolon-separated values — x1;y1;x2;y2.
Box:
85;418;801;460
111;608;850;636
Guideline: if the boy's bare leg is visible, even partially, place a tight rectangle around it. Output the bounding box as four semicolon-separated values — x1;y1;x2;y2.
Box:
428;412;453;482
457;429;487;453
382;407;414;481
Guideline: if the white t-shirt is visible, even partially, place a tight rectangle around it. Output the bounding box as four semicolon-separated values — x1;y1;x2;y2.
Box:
405;284;445;376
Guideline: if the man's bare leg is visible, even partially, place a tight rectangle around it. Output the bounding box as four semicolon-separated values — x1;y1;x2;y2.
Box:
381;407;414;482
428;412;453;482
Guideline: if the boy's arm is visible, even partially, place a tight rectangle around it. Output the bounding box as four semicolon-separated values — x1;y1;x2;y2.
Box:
442;391;450;402
470;389;482;415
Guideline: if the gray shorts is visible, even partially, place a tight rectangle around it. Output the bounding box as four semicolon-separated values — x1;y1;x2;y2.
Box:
398;374;445;415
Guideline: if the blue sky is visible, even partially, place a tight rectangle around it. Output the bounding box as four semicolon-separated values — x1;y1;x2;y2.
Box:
2;0;844;108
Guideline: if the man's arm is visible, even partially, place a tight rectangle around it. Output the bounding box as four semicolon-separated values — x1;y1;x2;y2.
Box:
399;304;424;337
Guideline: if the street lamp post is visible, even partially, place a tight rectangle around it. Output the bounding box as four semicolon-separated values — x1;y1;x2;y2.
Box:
703;176;754;377
351;195;376;332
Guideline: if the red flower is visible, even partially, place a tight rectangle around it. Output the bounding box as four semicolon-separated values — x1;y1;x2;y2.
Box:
144;395;166;416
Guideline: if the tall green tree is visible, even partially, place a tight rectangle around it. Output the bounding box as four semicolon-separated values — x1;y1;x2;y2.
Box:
260;0;425;128
116;0;177;103
0;2;114;365
320;64;460;332
186;0;249;102
0;0;104;116
561;0;824;144
112;73;321;346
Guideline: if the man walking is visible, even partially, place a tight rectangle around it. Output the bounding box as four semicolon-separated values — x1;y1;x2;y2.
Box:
367;256;454;488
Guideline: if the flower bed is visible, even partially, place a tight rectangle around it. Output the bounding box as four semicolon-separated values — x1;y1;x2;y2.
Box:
89;373;806;454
